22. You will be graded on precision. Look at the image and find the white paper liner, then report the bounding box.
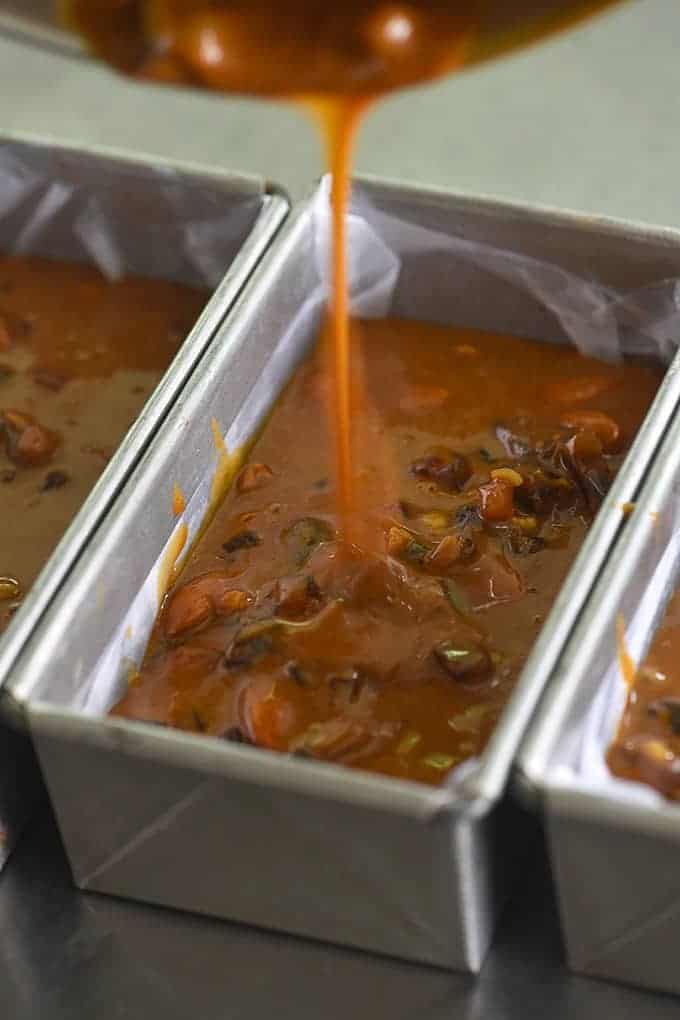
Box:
[0,140,260,287]
[78,178,680,753]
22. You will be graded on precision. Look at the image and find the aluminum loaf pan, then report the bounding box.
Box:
[518,400,680,996]
[6,177,680,969]
[0,133,288,867]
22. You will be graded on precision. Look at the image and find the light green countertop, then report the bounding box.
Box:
[0,0,678,221]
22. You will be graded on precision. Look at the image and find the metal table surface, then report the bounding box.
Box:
[0,800,676,1020]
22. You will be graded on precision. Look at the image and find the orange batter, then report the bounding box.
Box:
[114,319,660,785]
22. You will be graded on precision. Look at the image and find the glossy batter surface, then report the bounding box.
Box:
[0,255,207,632]
[608,587,680,799]
[114,319,661,786]
[62,0,623,548]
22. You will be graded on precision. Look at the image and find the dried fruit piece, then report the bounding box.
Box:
[467,549,525,608]
[427,533,469,570]
[222,529,261,554]
[165,588,213,638]
[0,577,21,601]
[217,589,251,616]
[275,574,322,619]
[410,447,471,493]
[41,470,69,491]
[420,510,449,531]
[490,467,523,487]
[291,717,368,760]
[479,477,514,522]
[164,574,249,638]
[241,678,296,749]
[236,462,273,494]
[433,639,493,683]
[648,697,680,735]
[507,531,545,556]
[386,525,412,558]
[511,515,539,535]
[2,409,60,467]
[561,409,620,451]
[566,430,603,464]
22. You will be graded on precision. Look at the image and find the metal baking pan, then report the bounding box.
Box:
[5,178,680,970]
[518,404,680,996]
[0,133,288,867]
